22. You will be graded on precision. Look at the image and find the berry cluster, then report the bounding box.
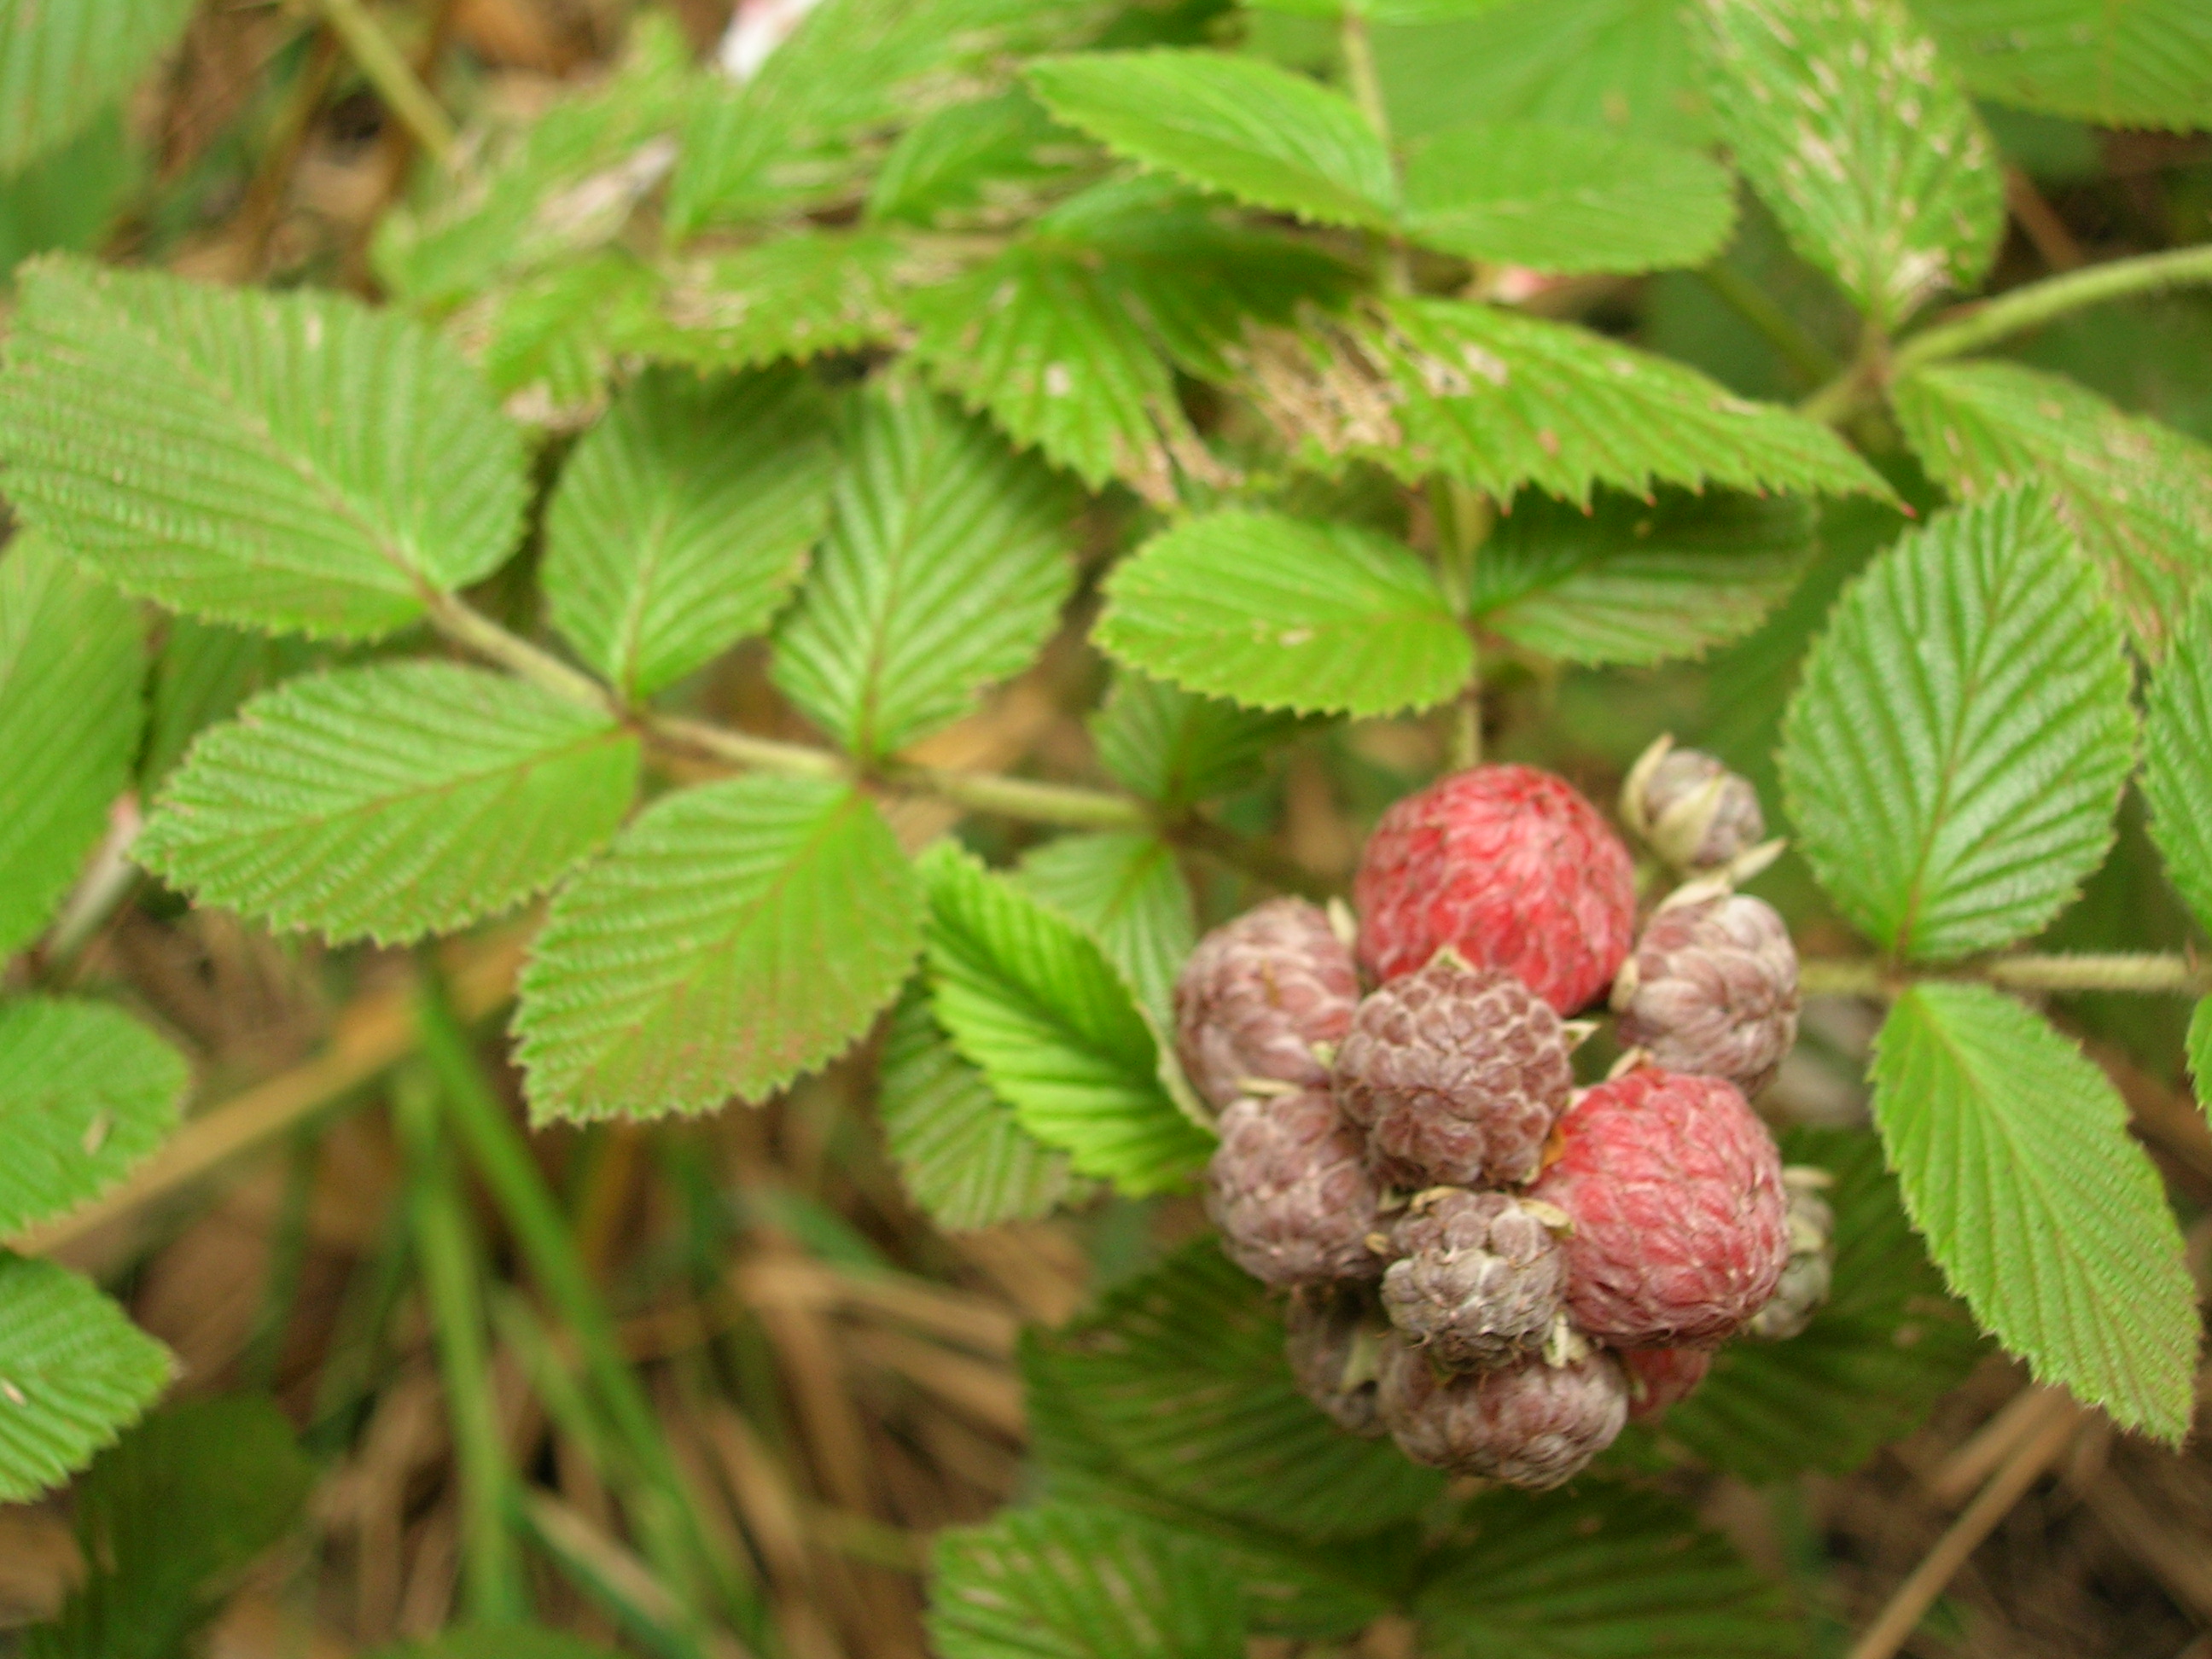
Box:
[1181,753,1828,1489]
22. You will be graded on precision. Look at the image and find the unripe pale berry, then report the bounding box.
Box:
[1621,739,1765,872]
[1743,1167,1837,1342]
[1620,1346,1711,1423]
[1381,1189,1568,1371]
[1531,1068,1790,1348]
[1377,1340,1628,1489]
[1612,893,1801,1097]
[1284,1283,1389,1436]
[1174,897,1359,1111]
[1333,952,1574,1189]
[1206,1090,1385,1288]
[1354,765,1637,1013]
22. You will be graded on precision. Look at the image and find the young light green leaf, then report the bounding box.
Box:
[545,367,836,701]
[878,989,1080,1232]
[624,231,912,372]
[1018,831,1196,1024]
[0,257,528,638]
[1697,0,2004,328]
[1915,0,2212,131]
[0,1254,172,1503]
[1091,672,1311,811]
[480,252,662,428]
[142,620,320,792]
[929,1502,1247,1659]
[0,535,143,958]
[1415,1486,1802,1659]
[1470,490,1818,666]
[518,776,922,1122]
[772,381,1076,760]
[919,841,1213,1196]
[2142,591,2212,933]
[866,90,1089,229]
[1241,298,1890,504]
[1401,121,1735,272]
[0,1001,188,1238]
[0,0,195,171]
[1892,359,2212,655]
[1096,510,1473,717]
[1025,51,1398,229]
[1871,983,2199,1441]
[1779,488,2134,961]
[2189,998,2212,1098]
[137,664,639,946]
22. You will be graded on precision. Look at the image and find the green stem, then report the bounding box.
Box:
[1694,262,1842,387]
[395,1064,527,1625]
[891,762,1149,830]
[1339,9,1411,294]
[1891,243,2212,377]
[423,591,617,711]
[1798,323,1890,426]
[1798,952,2212,1000]
[314,0,457,164]
[649,713,851,781]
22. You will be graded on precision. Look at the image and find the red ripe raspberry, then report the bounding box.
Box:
[1382,1190,1567,1371]
[1333,953,1573,1189]
[1377,1341,1627,1489]
[1354,765,1636,1013]
[1284,1284,1388,1437]
[1175,898,1359,1111]
[1621,742,1765,872]
[1206,1090,1384,1288]
[1621,1346,1711,1423]
[1531,1068,1789,1348]
[1612,894,1801,1097]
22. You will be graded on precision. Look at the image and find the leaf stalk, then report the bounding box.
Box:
[1799,952,2212,1000]
[313,0,457,164]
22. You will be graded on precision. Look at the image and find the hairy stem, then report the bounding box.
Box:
[1694,261,1842,387]
[1892,242,2212,376]
[1798,952,2212,999]
[1339,10,1411,294]
[314,0,457,164]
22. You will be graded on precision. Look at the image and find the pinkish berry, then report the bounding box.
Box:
[1333,953,1574,1190]
[1284,1284,1388,1437]
[1354,765,1637,1014]
[1531,1068,1790,1348]
[1206,1090,1385,1288]
[1175,897,1359,1111]
[1621,742,1765,871]
[1612,894,1801,1097]
[1744,1167,1837,1342]
[1382,1190,1567,1371]
[1377,1341,1628,1489]
[1621,1347,1711,1423]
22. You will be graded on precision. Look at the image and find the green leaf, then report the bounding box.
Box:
[0,256,528,639]
[878,989,1080,1232]
[1633,1126,1983,1483]
[1891,358,2212,655]
[479,252,663,427]
[1242,298,1891,504]
[0,1254,172,1503]
[0,107,144,276]
[2188,997,2212,1096]
[517,776,922,1122]
[919,841,1213,1195]
[1871,982,2200,1440]
[142,619,320,792]
[772,381,1076,760]
[1779,488,2135,961]
[1915,0,2212,131]
[0,535,143,958]
[1025,51,1398,228]
[1471,491,1819,666]
[0,0,194,171]
[1414,1486,1803,1658]
[623,231,912,373]
[1697,0,2004,328]
[1401,121,1735,272]
[2142,589,2212,932]
[137,663,639,946]
[1017,831,1196,1023]
[866,90,1089,229]
[0,1001,188,1237]
[1091,672,1310,810]
[545,367,836,701]
[1026,1242,1444,1537]
[1096,510,1473,716]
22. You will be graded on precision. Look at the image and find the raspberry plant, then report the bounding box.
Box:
[0,0,2209,1652]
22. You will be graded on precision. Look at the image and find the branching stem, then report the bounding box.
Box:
[1799,952,2212,1000]
[314,0,457,164]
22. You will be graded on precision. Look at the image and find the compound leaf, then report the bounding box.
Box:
[1017,831,1196,1023]
[2144,590,2212,932]
[865,90,1087,228]
[1892,358,2212,655]
[1697,0,2004,328]
[1091,672,1310,811]
[0,535,143,958]
[1871,983,2199,1441]
[0,0,195,172]
[624,230,911,372]
[0,256,528,638]
[1914,0,2212,131]
[137,663,639,946]
[919,841,1212,1195]
[1096,510,1472,717]
[772,381,1075,760]
[0,1001,188,1238]
[0,1254,172,1503]
[545,366,836,700]
[518,776,921,1121]
[1780,488,2135,961]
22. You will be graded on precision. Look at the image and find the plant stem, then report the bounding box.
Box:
[1694,261,1842,387]
[1798,322,1890,426]
[394,1063,527,1625]
[1339,9,1411,294]
[1891,242,2212,377]
[1798,952,2212,1000]
[892,762,1147,830]
[423,591,617,710]
[649,712,852,781]
[314,0,457,164]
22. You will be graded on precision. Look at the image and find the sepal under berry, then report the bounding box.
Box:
[1284,1283,1390,1437]
[1743,1166,1837,1342]
[1621,736,1766,873]
[1377,1340,1628,1489]
[1206,1089,1385,1288]
[1612,892,1801,1097]
[1175,896,1360,1111]
[1382,1189,1569,1371]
